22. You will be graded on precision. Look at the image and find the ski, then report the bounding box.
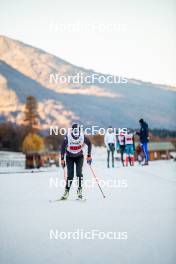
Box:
[75,198,87,202]
[49,198,86,203]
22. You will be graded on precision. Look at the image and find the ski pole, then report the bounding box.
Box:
[63,167,67,182]
[89,165,106,198]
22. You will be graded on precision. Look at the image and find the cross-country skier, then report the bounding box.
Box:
[104,126,116,168]
[125,129,135,166]
[117,130,126,166]
[136,118,149,165]
[59,123,92,200]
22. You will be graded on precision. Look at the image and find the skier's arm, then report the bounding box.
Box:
[84,136,92,156]
[61,136,68,160]
[114,134,117,143]
[104,134,109,149]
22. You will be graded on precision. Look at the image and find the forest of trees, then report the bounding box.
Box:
[0,95,175,152]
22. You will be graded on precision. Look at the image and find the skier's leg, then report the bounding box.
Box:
[145,143,149,161]
[120,146,125,166]
[122,146,125,166]
[125,145,129,166]
[107,150,110,168]
[59,157,74,200]
[65,156,75,190]
[125,155,129,166]
[75,156,84,188]
[142,143,149,163]
[120,147,123,165]
[144,143,149,164]
[112,149,115,167]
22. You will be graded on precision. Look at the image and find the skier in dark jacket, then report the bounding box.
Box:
[59,123,92,200]
[137,119,149,165]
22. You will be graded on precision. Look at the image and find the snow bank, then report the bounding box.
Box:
[0,148,175,264]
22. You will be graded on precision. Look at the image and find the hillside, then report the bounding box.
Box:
[0,35,175,129]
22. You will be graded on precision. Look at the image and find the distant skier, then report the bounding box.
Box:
[59,123,92,200]
[136,119,149,165]
[125,129,135,166]
[117,130,126,166]
[104,126,116,168]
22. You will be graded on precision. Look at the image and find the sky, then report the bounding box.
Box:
[0,0,176,86]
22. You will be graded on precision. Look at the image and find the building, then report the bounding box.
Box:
[135,142,175,161]
[25,151,60,169]
[0,151,25,169]
[148,142,175,160]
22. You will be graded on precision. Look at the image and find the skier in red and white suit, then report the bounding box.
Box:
[60,124,92,200]
[124,130,135,166]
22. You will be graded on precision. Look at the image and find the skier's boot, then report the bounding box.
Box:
[60,189,69,200]
[77,187,83,199]
[122,159,125,167]
[107,163,110,168]
[142,160,149,166]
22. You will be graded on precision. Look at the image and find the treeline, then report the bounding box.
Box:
[0,122,63,152]
[0,94,175,152]
[0,122,176,152]
[0,123,27,151]
[149,129,176,138]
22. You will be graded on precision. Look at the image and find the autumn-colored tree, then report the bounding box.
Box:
[22,133,45,153]
[24,96,39,131]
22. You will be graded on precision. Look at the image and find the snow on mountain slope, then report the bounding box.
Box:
[0,35,176,129]
[0,147,175,264]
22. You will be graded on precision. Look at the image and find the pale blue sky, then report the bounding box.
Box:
[0,0,175,86]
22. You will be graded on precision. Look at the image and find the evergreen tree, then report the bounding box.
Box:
[24,96,39,131]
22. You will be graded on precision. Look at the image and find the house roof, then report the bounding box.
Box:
[136,142,175,151]
[0,151,25,158]
[25,150,59,155]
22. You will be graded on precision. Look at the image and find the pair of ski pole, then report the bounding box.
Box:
[62,164,106,199]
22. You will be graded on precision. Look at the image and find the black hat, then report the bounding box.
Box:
[139,118,144,123]
[72,123,79,129]
[71,123,80,137]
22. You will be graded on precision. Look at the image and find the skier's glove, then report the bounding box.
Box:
[87,155,92,165]
[61,159,65,168]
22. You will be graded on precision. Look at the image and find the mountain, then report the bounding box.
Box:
[0,35,175,129]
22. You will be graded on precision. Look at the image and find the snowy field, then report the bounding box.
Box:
[0,147,176,264]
